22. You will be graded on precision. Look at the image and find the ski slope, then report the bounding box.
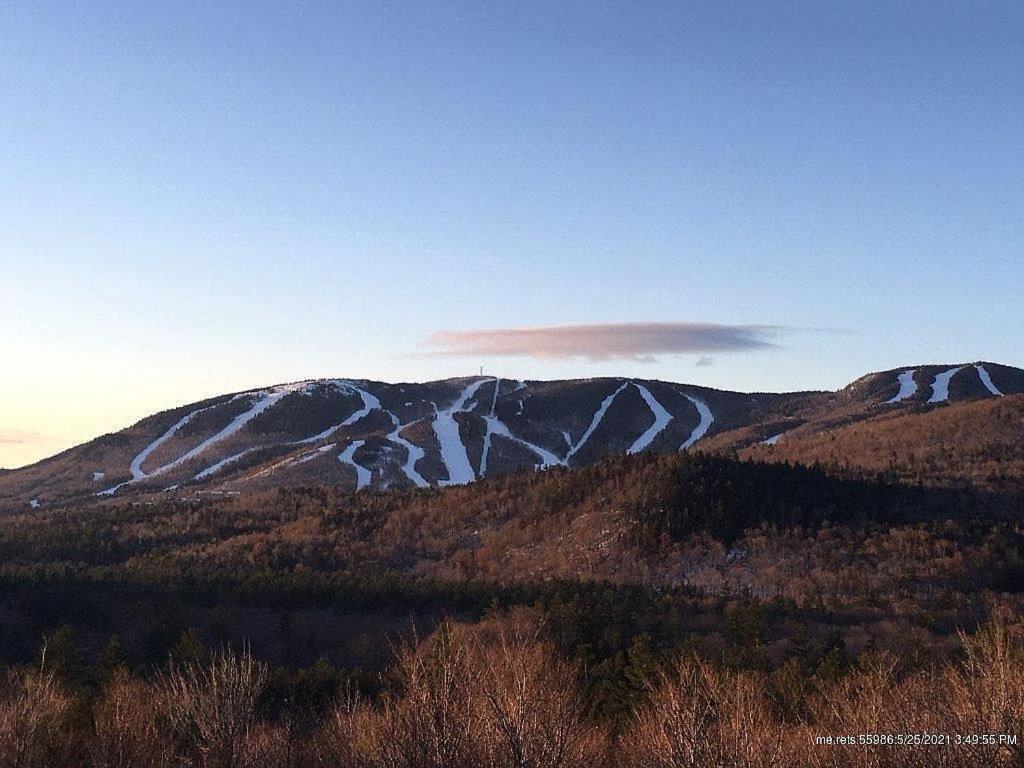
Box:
[479,379,502,476]
[297,382,381,443]
[928,367,963,403]
[886,370,918,404]
[485,415,564,469]
[129,403,219,480]
[294,443,337,465]
[680,394,714,450]
[976,365,1004,396]
[627,384,673,454]
[565,382,629,462]
[194,448,260,480]
[386,412,429,488]
[338,440,371,490]
[433,379,490,486]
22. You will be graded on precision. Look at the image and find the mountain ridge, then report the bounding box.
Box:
[3,360,1022,510]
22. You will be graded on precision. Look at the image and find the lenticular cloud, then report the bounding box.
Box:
[421,322,782,362]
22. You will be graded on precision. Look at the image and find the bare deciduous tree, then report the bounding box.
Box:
[157,645,269,768]
[0,668,69,768]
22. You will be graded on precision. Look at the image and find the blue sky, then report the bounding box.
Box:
[2,1,1023,466]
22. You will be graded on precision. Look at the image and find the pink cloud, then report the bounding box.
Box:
[420,322,783,362]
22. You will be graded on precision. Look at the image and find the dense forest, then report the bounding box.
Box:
[2,451,1023,765]
[3,610,1023,767]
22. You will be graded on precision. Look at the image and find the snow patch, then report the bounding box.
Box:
[29,499,40,509]
[627,383,673,454]
[886,370,918,404]
[928,367,963,403]
[92,471,105,482]
[976,365,1004,397]
[762,433,784,446]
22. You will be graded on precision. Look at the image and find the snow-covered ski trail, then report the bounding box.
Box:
[480,378,564,474]
[296,382,381,444]
[338,440,371,490]
[130,402,222,480]
[194,448,261,480]
[433,379,491,486]
[98,400,225,494]
[886,370,918,404]
[679,393,714,450]
[928,367,963,403]
[98,385,301,495]
[479,379,501,476]
[294,443,337,465]
[319,382,428,487]
[485,415,564,469]
[762,433,784,446]
[627,383,673,454]
[976,365,1004,396]
[151,385,301,476]
[565,381,630,463]
[385,412,429,488]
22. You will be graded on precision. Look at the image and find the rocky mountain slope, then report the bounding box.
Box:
[3,362,1022,509]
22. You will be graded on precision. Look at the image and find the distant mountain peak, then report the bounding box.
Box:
[3,362,1021,509]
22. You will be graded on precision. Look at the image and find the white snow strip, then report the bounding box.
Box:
[627,383,673,454]
[433,379,491,486]
[385,412,429,488]
[150,385,301,476]
[479,379,502,477]
[928,366,963,403]
[98,385,302,496]
[480,378,564,474]
[29,499,40,509]
[129,403,221,480]
[565,382,630,462]
[338,440,371,490]
[886,370,918,404]
[485,415,565,469]
[194,447,261,480]
[562,431,572,448]
[92,471,105,482]
[296,383,381,444]
[679,393,714,450]
[976,365,1004,397]
[762,433,784,446]
[294,443,337,465]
